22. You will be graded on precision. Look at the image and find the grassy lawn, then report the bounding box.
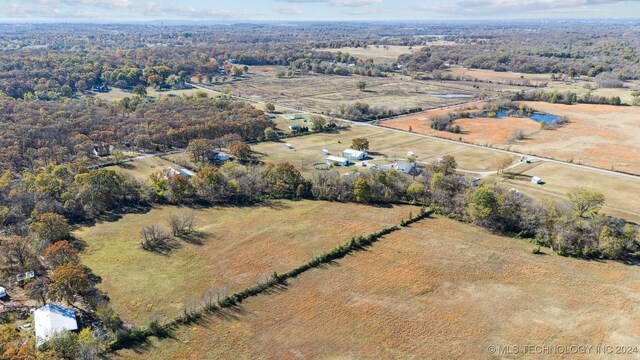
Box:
[115,216,640,359]
[496,161,640,223]
[253,124,517,177]
[104,156,184,182]
[76,200,417,325]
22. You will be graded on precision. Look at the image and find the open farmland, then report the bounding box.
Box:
[93,86,203,102]
[319,45,426,63]
[383,101,640,175]
[252,124,518,176]
[445,67,555,86]
[496,161,640,223]
[205,65,517,114]
[75,200,416,325]
[115,216,640,359]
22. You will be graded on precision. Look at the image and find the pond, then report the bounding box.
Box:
[430,93,474,99]
[485,109,560,124]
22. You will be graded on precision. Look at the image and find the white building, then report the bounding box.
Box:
[531,176,543,184]
[326,155,350,166]
[0,286,6,298]
[34,304,78,347]
[407,151,416,158]
[210,151,231,162]
[342,149,368,161]
[321,149,330,155]
[164,167,195,179]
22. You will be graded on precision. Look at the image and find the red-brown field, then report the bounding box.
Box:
[115,216,640,359]
[383,101,640,174]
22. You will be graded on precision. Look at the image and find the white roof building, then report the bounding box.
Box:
[531,176,543,184]
[164,167,195,179]
[326,155,350,166]
[342,149,368,160]
[0,286,6,298]
[34,304,78,347]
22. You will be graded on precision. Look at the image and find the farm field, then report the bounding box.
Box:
[549,81,640,105]
[92,86,202,102]
[115,216,640,359]
[445,67,555,86]
[252,124,518,177]
[319,45,426,63]
[204,66,516,114]
[104,156,184,182]
[75,200,416,325]
[382,102,640,175]
[496,161,640,223]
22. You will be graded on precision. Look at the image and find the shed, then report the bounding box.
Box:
[210,151,231,162]
[285,114,303,120]
[34,304,78,347]
[342,149,368,161]
[321,149,330,155]
[289,125,301,131]
[531,176,543,184]
[326,156,350,166]
[285,143,294,149]
[407,151,416,158]
[0,286,6,298]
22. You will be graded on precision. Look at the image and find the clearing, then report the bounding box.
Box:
[75,200,416,325]
[115,216,640,359]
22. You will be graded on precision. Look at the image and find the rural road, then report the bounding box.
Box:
[188,82,640,182]
[87,149,185,169]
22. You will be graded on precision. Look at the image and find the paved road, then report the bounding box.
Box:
[188,83,640,181]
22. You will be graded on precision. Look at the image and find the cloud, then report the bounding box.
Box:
[274,5,304,14]
[413,0,639,17]
[276,0,383,7]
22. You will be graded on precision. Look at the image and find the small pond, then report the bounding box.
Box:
[484,109,560,124]
[430,93,474,99]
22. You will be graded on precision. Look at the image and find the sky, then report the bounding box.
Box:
[2,0,640,21]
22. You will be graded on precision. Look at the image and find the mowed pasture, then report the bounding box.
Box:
[104,156,184,182]
[383,101,640,175]
[252,124,518,176]
[93,87,202,102]
[319,45,425,63]
[76,200,417,325]
[115,216,640,359]
[497,161,640,223]
[445,67,555,86]
[207,66,514,114]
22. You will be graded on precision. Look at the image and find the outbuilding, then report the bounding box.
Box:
[0,286,6,299]
[164,167,195,179]
[34,304,78,347]
[342,149,368,161]
[321,149,330,155]
[326,155,350,166]
[531,176,543,184]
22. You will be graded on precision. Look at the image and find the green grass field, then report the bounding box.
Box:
[76,200,417,325]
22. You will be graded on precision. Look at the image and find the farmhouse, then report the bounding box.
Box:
[395,160,419,175]
[531,176,543,184]
[342,149,368,161]
[326,155,350,166]
[164,167,195,179]
[34,304,78,347]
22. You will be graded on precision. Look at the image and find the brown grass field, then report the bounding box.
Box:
[382,101,640,175]
[75,200,416,325]
[205,66,518,114]
[445,67,554,86]
[115,216,640,359]
[93,87,202,102]
[496,161,640,224]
